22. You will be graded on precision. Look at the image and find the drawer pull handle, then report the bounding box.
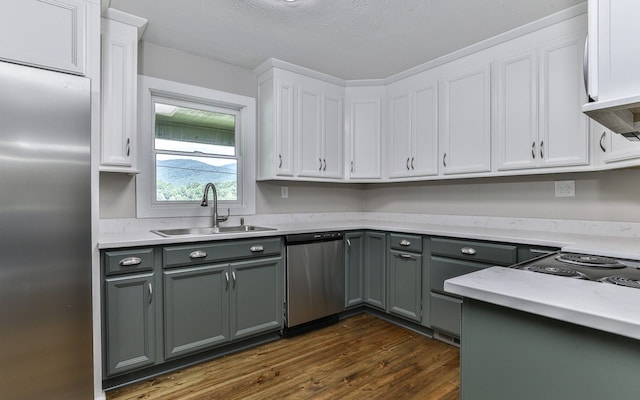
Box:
[250,245,264,252]
[232,271,237,288]
[225,272,229,290]
[461,247,477,255]
[119,257,142,266]
[148,282,153,304]
[400,254,413,259]
[189,250,207,259]
[399,240,411,247]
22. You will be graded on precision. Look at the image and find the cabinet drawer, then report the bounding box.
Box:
[389,233,422,253]
[163,238,282,268]
[104,248,154,275]
[431,238,517,265]
[430,256,488,293]
[430,292,462,337]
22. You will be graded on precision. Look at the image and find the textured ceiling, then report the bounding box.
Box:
[107,0,584,80]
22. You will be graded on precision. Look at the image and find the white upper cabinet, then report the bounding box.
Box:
[100,9,147,173]
[495,50,539,171]
[593,122,640,165]
[257,76,295,179]
[388,73,438,178]
[257,64,344,181]
[539,33,589,168]
[346,87,383,180]
[296,82,344,179]
[587,0,640,103]
[0,0,88,74]
[496,25,589,171]
[440,59,492,175]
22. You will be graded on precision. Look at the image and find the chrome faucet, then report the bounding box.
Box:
[201,182,229,230]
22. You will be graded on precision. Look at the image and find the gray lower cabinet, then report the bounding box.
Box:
[344,231,365,307]
[364,232,387,309]
[163,256,283,360]
[387,234,422,322]
[230,257,283,340]
[104,272,156,376]
[163,264,229,360]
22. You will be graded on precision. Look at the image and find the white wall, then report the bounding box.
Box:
[363,169,640,223]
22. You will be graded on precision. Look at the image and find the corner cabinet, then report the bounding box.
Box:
[345,86,384,180]
[344,231,365,308]
[0,0,88,75]
[100,10,147,173]
[439,59,492,175]
[364,232,387,309]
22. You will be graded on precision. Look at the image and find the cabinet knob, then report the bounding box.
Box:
[399,239,411,247]
[119,256,142,266]
[250,245,264,253]
[461,247,477,255]
[189,250,207,259]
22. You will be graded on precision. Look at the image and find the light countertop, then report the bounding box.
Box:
[99,213,640,261]
[445,267,640,340]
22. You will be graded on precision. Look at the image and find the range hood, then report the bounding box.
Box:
[583,96,640,141]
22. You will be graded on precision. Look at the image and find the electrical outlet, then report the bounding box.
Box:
[281,186,288,199]
[555,180,575,197]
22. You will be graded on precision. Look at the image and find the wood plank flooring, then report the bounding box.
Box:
[106,313,460,400]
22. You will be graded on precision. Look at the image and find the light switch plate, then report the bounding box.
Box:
[281,186,288,199]
[555,180,575,197]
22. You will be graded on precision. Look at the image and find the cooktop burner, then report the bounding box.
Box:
[523,265,588,279]
[515,252,640,288]
[556,253,624,268]
[599,276,640,289]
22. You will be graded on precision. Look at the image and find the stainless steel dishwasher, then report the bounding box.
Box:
[283,232,344,336]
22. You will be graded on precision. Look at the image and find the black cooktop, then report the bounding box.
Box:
[514,252,640,289]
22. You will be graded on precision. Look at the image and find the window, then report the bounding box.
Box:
[137,76,256,218]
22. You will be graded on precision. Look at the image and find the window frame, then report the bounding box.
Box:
[136,75,256,218]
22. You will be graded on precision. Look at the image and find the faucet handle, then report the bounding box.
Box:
[217,208,230,223]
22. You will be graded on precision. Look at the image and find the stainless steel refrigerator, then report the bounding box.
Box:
[0,60,93,399]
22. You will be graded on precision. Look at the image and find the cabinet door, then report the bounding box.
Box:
[275,80,295,177]
[0,0,86,74]
[105,273,155,376]
[389,91,412,178]
[539,34,589,168]
[345,232,365,307]
[163,264,229,360]
[297,87,323,178]
[230,257,283,340]
[440,63,492,175]
[388,251,422,322]
[595,0,640,102]
[322,95,344,179]
[364,232,386,309]
[597,128,640,164]
[412,83,439,177]
[101,18,137,170]
[349,98,382,179]
[495,50,539,171]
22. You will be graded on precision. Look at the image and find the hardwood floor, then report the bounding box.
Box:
[106,313,460,400]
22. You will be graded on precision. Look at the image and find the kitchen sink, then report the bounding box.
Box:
[152,225,276,237]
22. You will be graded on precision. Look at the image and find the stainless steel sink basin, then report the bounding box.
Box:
[152,225,276,237]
